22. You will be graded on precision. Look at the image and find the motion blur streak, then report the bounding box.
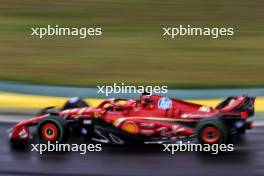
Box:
[0,122,264,176]
[1,92,264,111]
[0,0,263,88]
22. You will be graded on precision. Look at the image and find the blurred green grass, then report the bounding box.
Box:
[0,0,263,88]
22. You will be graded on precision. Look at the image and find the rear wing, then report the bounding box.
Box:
[216,96,255,118]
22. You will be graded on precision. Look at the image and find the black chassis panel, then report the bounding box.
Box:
[76,118,148,145]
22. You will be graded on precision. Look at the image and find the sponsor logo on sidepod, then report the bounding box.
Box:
[158,97,172,110]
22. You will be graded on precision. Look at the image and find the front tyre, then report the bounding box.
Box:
[37,116,70,143]
[196,119,228,144]
[36,106,58,116]
[62,97,88,110]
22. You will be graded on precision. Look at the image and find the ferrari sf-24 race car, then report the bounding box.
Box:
[8,94,255,145]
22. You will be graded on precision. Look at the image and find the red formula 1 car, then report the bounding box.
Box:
[8,94,255,145]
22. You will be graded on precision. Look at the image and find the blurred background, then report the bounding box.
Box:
[0,0,263,88]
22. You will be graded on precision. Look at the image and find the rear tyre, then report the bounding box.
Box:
[37,116,70,143]
[196,118,228,144]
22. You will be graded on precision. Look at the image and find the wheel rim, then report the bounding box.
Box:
[200,126,222,144]
[41,123,59,141]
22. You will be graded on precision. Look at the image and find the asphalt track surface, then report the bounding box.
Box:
[0,122,264,176]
